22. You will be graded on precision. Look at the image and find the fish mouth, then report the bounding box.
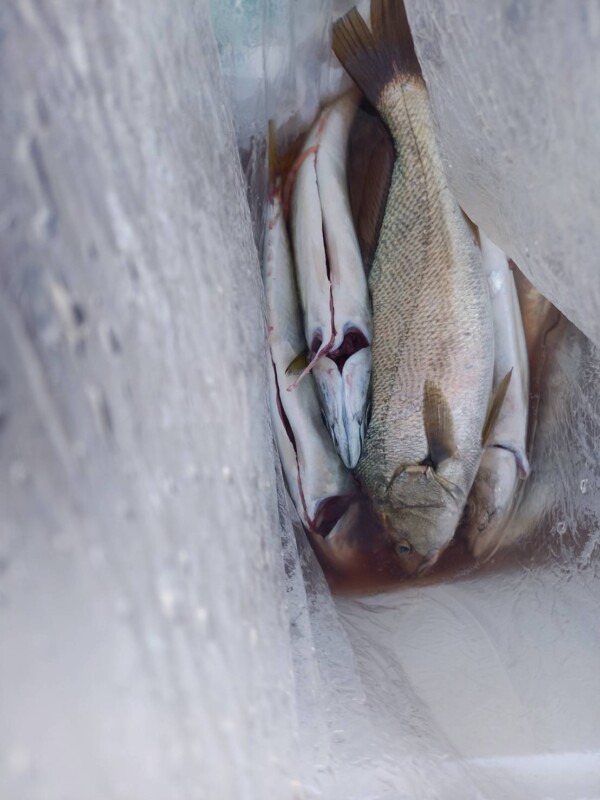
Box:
[326,328,369,371]
[415,556,436,576]
[312,328,371,468]
[312,494,355,537]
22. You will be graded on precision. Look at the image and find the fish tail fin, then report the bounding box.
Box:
[332,0,419,107]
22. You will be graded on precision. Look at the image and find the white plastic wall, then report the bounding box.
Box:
[1,0,599,798]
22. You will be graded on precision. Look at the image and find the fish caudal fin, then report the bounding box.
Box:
[332,0,419,107]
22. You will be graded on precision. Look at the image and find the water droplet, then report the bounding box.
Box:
[186,463,200,481]
[195,607,208,626]
[557,521,567,535]
[580,479,589,494]
[158,588,176,619]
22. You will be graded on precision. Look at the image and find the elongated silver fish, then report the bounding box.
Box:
[263,144,355,535]
[289,92,372,468]
[464,233,529,560]
[333,0,497,568]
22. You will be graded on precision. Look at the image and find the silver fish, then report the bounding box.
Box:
[464,233,530,560]
[333,0,500,568]
[289,92,372,468]
[263,150,355,534]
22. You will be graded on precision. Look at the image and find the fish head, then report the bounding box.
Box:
[382,464,465,570]
[306,490,474,591]
[306,495,420,591]
[312,339,371,469]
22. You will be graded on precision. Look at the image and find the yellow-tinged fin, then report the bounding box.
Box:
[423,380,457,467]
[285,350,310,376]
[481,368,513,447]
[332,0,419,108]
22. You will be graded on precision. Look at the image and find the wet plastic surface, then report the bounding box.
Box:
[1,0,599,798]
[214,0,600,795]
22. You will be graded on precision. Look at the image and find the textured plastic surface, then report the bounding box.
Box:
[2,0,600,798]
[214,0,600,795]
[406,0,600,349]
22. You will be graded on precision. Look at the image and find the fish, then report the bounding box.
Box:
[463,233,530,560]
[288,92,372,468]
[263,128,356,535]
[513,268,562,383]
[333,0,499,568]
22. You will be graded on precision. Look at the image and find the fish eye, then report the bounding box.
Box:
[395,540,412,556]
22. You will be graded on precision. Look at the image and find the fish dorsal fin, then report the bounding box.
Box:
[423,380,457,467]
[348,101,395,273]
[481,368,513,447]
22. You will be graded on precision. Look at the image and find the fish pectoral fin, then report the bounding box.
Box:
[285,349,310,376]
[385,463,422,492]
[431,472,464,503]
[481,368,513,447]
[423,380,457,467]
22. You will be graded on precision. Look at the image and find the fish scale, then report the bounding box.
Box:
[334,1,494,559]
[364,78,491,480]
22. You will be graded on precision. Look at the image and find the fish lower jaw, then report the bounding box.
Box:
[385,509,462,560]
[328,424,360,470]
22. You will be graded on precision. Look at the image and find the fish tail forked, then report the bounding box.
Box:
[332,0,420,108]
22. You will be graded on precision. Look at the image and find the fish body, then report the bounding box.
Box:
[513,269,561,373]
[333,1,494,562]
[263,167,355,533]
[289,92,372,468]
[464,234,529,559]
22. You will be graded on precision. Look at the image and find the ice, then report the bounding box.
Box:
[2,0,600,798]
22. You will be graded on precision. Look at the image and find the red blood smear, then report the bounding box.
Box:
[328,328,369,373]
[309,333,323,362]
